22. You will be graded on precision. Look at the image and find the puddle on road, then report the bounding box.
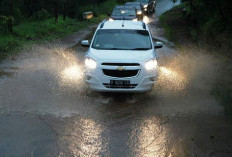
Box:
[0,67,20,78]
[0,70,15,78]
[0,43,222,118]
[0,32,231,156]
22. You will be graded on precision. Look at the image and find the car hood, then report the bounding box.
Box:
[87,49,155,62]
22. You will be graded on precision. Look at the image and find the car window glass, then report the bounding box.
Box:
[112,8,136,16]
[92,29,152,50]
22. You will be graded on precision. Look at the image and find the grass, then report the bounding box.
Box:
[0,15,105,61]
[159,4,232,115]
[0,0,131,61]
[159,4,190,45]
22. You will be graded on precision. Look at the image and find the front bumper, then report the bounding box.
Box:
[85,62,158,92]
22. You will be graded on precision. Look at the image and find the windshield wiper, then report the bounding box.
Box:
[131,48,151,50]
[106,48,125,50]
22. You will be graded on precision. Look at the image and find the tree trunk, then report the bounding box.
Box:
[8,22,13,33]
[9,0,13,16]
[8,0,13,33]
[30,0,35,16]
[63,1,66,21]
[55,1,58,23]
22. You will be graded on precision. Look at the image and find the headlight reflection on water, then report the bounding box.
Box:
[64,118,108,157]
[130,118,169,157]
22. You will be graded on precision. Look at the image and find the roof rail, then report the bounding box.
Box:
[142,21,146,30]
[100,20,107,29]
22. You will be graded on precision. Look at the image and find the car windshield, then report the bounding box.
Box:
[136,0,149,3]
[112,8,136,16]
[125,4,141,9]
[92,29,152,50]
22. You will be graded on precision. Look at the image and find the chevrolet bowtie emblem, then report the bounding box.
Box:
[117,66,125,71]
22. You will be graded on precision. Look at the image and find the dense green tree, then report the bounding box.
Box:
[182,0,232,33]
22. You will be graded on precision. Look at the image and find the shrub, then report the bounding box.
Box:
[31,9,52,21]
[0,16,15,33]
[0,36,21,53]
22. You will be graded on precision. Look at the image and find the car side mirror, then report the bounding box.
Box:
[81,40,90,47]
[154,42,163,49]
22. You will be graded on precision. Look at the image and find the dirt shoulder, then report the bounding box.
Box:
[159,4,232,115]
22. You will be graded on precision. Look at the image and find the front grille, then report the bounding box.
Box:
[102,63,140,66]
[102,69,139,77]
[103,83,138,89]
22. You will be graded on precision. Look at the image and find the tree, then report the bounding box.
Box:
[54,1,58,23]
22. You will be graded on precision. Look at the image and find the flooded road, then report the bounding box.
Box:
[1,0,232,157]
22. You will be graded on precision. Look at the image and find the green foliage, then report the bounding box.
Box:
[93,0,117,16]
[31,9,52,21]
[0,0,114,61]
[0,16,15,33]
[159,4,190,44]
[0,35,22,57]
[182,0,232,40]
[13,16,100,40]
[0,15,105,60]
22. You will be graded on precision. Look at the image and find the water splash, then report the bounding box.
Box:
[158,66,188,92]
[60,64,84,86]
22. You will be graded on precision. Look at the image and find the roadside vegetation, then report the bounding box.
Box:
[159,3,232,115]
[0,0,130,61]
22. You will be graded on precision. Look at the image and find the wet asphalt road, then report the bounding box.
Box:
[1,0,232,157]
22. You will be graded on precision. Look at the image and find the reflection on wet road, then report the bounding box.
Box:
[0,0,232,156]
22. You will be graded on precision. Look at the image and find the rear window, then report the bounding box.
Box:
[112,8,136,16]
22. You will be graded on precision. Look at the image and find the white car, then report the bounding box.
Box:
[81,20,163,92]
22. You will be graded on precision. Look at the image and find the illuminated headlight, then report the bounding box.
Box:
[143,4,148,8]
[85,57,97,69]
[137,10,142,15]
[109,18,114,21]
[132,18,138,21]
[145,59,158,70]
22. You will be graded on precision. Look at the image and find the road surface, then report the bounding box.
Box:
[0,0,232,156]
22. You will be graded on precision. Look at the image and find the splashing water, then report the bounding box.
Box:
[60,64,84,86]
[154,65,189,95]
[160,66,188,90]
